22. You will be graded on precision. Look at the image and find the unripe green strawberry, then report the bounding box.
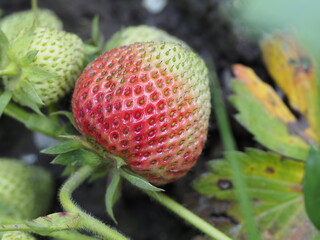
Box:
[1,231,36,240]
[0,9,62,41]
[0,158,54,220]
[2,27,85,107]
[72,42,211,185]
[106,25,189,51]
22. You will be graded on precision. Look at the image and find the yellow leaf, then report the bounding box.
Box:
[233,64,295,123]
[260,32,318,136]
[233,64,316,143]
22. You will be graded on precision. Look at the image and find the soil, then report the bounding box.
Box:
[0,1,263,239]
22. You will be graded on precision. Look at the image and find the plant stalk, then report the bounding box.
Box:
[0,223,98,240]
[59,165,130,240]
[3,102,64,138]
[143,190,232,240]
[208,58,261,240]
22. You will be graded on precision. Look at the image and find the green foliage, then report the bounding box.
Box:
[0,90,12,117]
[303,147,320,230]
[193,149,320,239]
[41,140,82,155]
[230,80,309,160]
[120,169,164,192]
[51,149,102,167]
[105,170,122,224]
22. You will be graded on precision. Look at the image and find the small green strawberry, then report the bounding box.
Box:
[105,25,189,51]
[0,158,54,220]
[0,26,85,111]
[0,8,62,41]
[72,42,211,185]
[1,231,36,240]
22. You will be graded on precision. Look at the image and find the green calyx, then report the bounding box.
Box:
[0,26,85,112]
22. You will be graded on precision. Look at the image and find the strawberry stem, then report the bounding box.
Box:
[59,165,130,240]
[3,102,65,138]
[143,190,232,240]
[0,223,98,240]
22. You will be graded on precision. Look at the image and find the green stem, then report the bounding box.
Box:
[49,230,99,240]
[3,102,64,138]
[143,191,232,240]
[208,58,261,240]
[0,222,98,240]
[48,103,59,122]
[59,165,130,240]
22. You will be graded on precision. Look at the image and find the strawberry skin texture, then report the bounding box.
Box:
[0,159,54,220]
[3,27,85,106]
[28,27,85,105]
[106,25,189,51]
[72,42,211,185]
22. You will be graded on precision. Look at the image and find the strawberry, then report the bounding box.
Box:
[1,26,85,110]
[0,8,62,41]
[106,25,189,51]
[72,42,211,185]
[1,231,36,240]
[0,158,54,220]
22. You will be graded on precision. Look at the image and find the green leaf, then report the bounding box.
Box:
[25,212,81,234]
[19,79,43,105]
[230,80,310,160]
[303,147,320,230]
[7,27,34,59]
[22,64,58,83]
[91,15,102,47]
[120,169,163,192]
[0,90,12,117]
[41,140,82,154]
[12,79,43,115]
[25,50,38,63]
[105,170,122,224]
[52,148,101,167]
[193,149,320,239]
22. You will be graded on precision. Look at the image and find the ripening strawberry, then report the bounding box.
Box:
[2,26,85,107]
[1,231,36,240]
[72,42,211,185]
[106,25,189,51]
[0,8,62,41]
[0,158,54,220]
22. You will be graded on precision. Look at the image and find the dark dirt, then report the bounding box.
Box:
[0,1,263,239]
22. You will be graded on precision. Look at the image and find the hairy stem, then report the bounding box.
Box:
[143,191,232,240]
[59,165,130,240]
[0,223,98,240]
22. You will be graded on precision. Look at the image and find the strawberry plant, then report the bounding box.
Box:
[194,30,320,239]
[2,0,319,239]
[0,158,53,240]
[72,41,211,185]
[0,2,231,240]
[0,8,62,41]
